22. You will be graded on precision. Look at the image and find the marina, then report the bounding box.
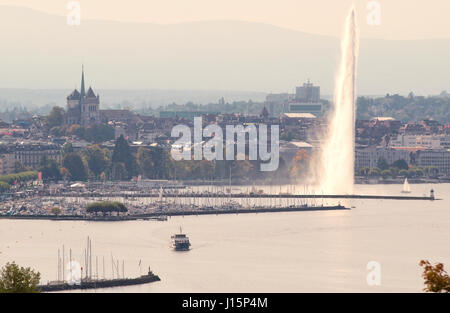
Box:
[0,205,350,221]
[36,237,161,292]
[0,182,437,220]
[1,183,448,293]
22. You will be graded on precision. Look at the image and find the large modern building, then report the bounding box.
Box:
[288,80,322,116]
[389,134,450,150]
[416,149,450,176]
[66,67,100,127]
[355,146,412,170]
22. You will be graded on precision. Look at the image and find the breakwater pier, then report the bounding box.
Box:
[50,191,437,201]
[0,205,350,221]
[38,271,160,292]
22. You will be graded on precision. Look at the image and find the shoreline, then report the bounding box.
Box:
[0,205,350,221]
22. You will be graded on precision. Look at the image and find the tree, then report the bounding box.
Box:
[137,147,154,179]
[399,169,408,177]
[60,167,71,181]
[62,152,87,181]
[376,157,389,171]
[369,167,381,177]
[419,260,450,293]
[83,145,109,178]
[112,135,134,178]
[49,126,64,137]
[0,262,41,293]
[86,201,128,216]
[38,157,61,181]
[389,166,399,178]
[392,159,409,170]
[381,169,392,179]
[290,149,310,178]
[0,181,10,193]
[147,147,172,179]
[66,124,84,138]
[46,106,65,129]
[111,162,128,181]
[61,142,74,158]
[50,207,62,216]
[357,167,370,176]
[428,166,439,178]
[83,124,115,143]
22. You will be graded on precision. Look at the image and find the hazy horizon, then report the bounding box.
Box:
[1,1,450,40]
[0,4,449,97]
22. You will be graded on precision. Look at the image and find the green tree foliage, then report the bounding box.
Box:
[112,135,134,178]
[419,260,450,293]
[49,126,65,137]
[136,147,154,179]
[142,147,172,179]
[392,159,409,170]
[86,201,128,215]
[62,152,87,181]
[46,106,65,129]
[50,207,62,216]
[381,169,392,179]
[83,124,115,143]
[111,162,128,181]
[376,157,389,171]
[357,94,450,123]
[83,145,110,178]
[61,142,74,158]
[357,167,370,176]
[368,167,381,177]
[66,124,84,138]
[38,156,61,181]
[399,169,408,177]
[0,262,41,293]
[66,124,114,143]
[0,171,37,185]
[0,181,10,193]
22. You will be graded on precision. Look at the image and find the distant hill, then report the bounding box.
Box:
[357,94,450,123]
[0,88,267,110]
[0,6,449,98]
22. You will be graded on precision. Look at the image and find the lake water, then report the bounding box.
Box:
[0,183,448,292]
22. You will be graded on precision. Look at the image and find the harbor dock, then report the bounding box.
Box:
[0,205,350,221]
[38,271,160,292]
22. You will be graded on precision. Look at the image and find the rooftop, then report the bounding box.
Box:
[283,113,316,119]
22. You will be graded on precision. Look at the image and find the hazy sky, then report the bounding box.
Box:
[1,0,450,40]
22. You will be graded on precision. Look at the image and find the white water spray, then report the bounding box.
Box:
[318,7,359,194]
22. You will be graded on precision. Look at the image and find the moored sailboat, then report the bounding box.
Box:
[401,178,411,193]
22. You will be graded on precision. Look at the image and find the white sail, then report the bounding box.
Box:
[402,178,411,193]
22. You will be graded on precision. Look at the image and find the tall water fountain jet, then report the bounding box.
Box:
[318,7,359,194]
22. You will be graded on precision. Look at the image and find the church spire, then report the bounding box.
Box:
[80,65,86,98]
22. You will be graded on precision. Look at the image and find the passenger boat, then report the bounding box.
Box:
[171,227,191,251]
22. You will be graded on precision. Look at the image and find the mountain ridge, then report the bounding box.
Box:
[0,5,449,96]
